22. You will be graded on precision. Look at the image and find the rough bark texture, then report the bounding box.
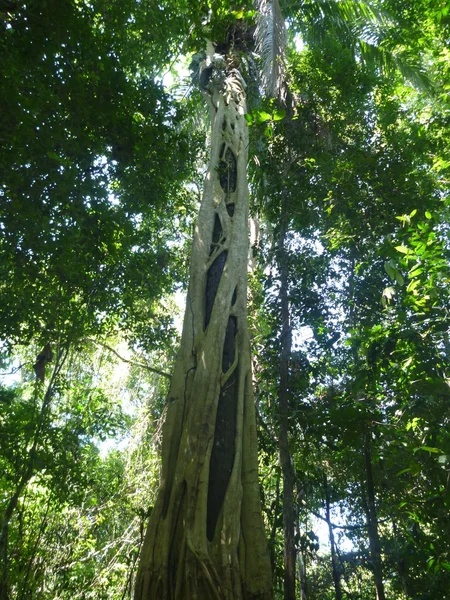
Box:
[324,475,342,600]
[363,433,386,600]
[296,534,308,600]
[133,48,272,600]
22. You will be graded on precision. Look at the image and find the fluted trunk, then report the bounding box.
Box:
[134,47,272,600]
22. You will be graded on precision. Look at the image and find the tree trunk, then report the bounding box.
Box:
[268,470,281,576]
[0,477,29,600]
[323,475,342,600]
[296,512,308,600]
[277,193,297,600]
[363,432,385,600]
[134,47,272,600]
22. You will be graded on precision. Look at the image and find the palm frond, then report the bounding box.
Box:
[286,0,387,44]
[358,40,433,91]
[284,0,433,91]
[254,0,287,98]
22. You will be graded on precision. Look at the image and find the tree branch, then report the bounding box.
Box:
[307,507,366,531]
[305,505,390,532]
[85,339,171,379]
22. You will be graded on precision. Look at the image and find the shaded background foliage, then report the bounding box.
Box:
[0,0,201,349]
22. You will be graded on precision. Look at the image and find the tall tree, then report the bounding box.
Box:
[134,13,274,600]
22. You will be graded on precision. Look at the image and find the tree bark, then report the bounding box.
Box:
[323,475,342,600]
[363,432,385,600]
[296,510,308,600]
[268,469,281,576]
[134,47,272,600]
[277,193,297,600]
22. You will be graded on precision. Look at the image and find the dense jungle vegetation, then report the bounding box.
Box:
[1,0,450,598]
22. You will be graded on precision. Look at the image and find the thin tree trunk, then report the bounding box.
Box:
[0,476,30,600]
[269,470,281,576]
[296,508,308,600]
[363,432,385,600]
[297,548,308,600]
[134,45,272,600]
[392,519,409,597]
[277,192,297,600]
[323,475,342,600]
[19,496,51,600]
[349,261,385,599]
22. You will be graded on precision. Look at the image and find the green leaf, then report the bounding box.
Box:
[408,266,424,278]
[384,261,396,281]
[395,245,409,254]
[415,243,427,255]
[47,151,62,161]
[397,467,412,476]
[425,211,432,219]
[272,109,286,121]
[406,279,420,292]
[416,446,443,454]
[406,417,421,431]
[255,111,271,123]
[395,271,405,286]
[402,356,413,370]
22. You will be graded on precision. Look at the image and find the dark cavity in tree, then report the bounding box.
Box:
[207,315,238,541]
[214,22,256,55]
[204,251,227,329]
[210,213,223,255]
[219,145,237,194]
[226,202,235,217]
[222,316,236,373]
